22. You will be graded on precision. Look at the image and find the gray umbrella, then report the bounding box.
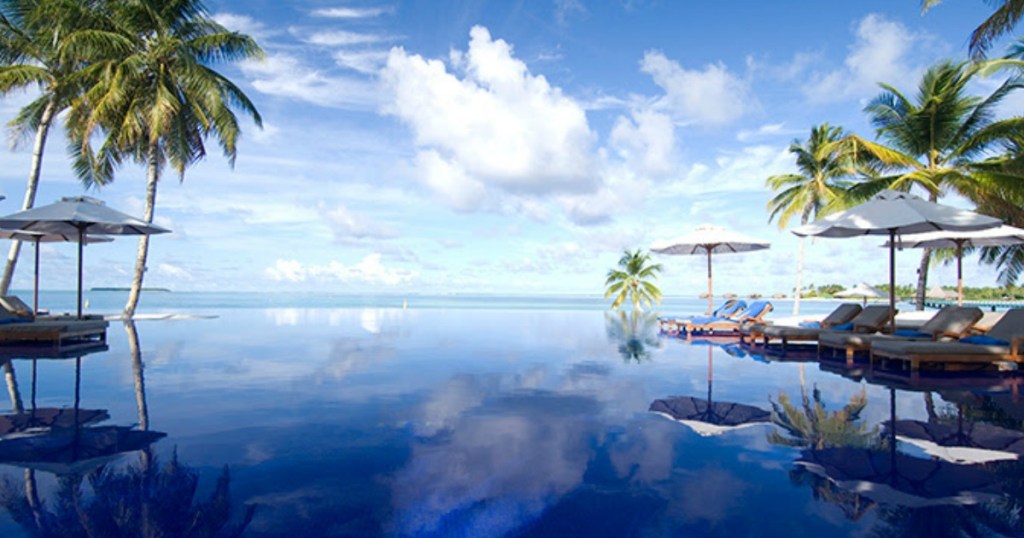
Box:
[794,190,1001,332]
[885,225,1024,305]
[0,197,170,318]
[0,231,112,315]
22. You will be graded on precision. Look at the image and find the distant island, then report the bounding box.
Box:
[90,287,171,292]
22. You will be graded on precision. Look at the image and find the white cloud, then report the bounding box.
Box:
[641,51,754,126]
[156,262,194,281]
[265,254,417,286]
[609,108,676,176]
[554,0,586,25]
[381,25,597,211]
[305,30,389,47]
[240,54,379,109]
[736,123,798,142]
[804,14,923,103]
[311,7,389,18]
[211,13,271,40]
[319,203,398,240]
[668,144,793,196]
[333,50,389,74]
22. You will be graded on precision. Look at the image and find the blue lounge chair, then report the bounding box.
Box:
[682,300,774,337]
[659,299,746,334]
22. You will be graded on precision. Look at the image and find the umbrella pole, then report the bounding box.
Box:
[77,228,83,319]
[707,346,713,404]
[956,241,964,307]
[706,250,713,315]
[888,229,896,334]
[33,238,39,316]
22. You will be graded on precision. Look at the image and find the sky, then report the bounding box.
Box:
[0,0,1019,297]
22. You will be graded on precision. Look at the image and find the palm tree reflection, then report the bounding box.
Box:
[605,310,661,363]
[0,321,254,536]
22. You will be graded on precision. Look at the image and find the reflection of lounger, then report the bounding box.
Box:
[760,305,893,352]
[682,300,772,336]
[819,306,983,363]
[870,309,1024,372]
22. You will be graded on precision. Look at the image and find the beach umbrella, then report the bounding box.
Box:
[649,343,771,436]
[835,282,886,305]
[651,224,770,314]
[0,197,170,318]
[885,225,1024,305]
[793,190,1001,333]
[0,230,112,315]
[926,283,956,301]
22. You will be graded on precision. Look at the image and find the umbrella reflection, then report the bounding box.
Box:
[793,389,1004,511]
[889,404,1024,464]
[0,321,255,536]
[650,343,770,436]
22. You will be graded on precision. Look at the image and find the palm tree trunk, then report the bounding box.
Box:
[914,248,931,311]
[914,192,939,311]
[0,99,57,295]
[793,236,805,315]
[124,144,160,318]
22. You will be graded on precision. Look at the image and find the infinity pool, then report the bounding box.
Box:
[0,307,1022,536]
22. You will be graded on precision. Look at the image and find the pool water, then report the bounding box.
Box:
[0,307,1022,537]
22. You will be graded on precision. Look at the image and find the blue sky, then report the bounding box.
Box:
[0,0,1018,297]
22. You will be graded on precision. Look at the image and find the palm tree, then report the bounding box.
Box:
[604,249,663,311]
[841,60,1024,310]
[70,0,263,318]
[766,123,856,315]
[0,0,121,295]
[923,0,1024,59]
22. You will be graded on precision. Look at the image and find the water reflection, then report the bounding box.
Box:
[0,321,254,537]
[604,311,661,362]
[782,380,1024,535]
[650,340,770,436]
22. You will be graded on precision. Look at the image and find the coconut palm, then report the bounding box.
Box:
[840,60,1024,309]
[766,123,856,315]
[0,0,123,295]
[69,0,263,318]
[604,249,663,311]
[923,0,1024,59]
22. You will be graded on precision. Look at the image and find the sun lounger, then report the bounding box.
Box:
[740,303,864,345]
[659,299,745,334]
[0,302,107,351]
[818,306,983,364]
[870,309,1024,372]
[759,304,894,352]
[681,300,773,337]
[0,295,102,321]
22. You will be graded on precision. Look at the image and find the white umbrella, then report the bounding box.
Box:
[926,283,957,301]
[0,197,170,318]
[0,231,112,315]
[885,225,1024,305]
[835,282,886,304]
[794,190,1001,332]
[651,224,770,314]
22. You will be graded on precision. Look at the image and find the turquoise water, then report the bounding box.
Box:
[0,297,1020,536]
[27,289,868,315]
